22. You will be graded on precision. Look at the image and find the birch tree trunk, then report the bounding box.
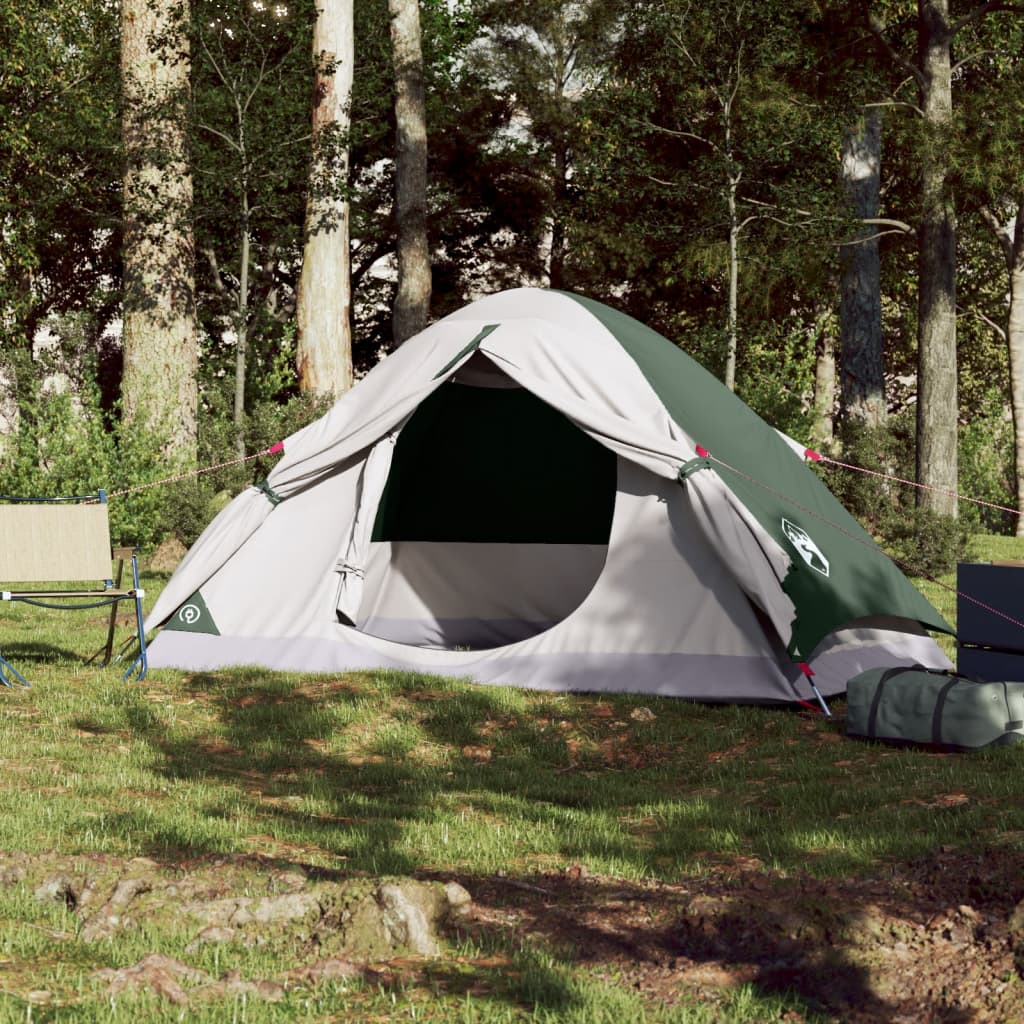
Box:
[812,308,837,449]
[1009,209,1024,537]
[839,109,886,430]
[121,0,197,463]
[982,201,1024,536]
[725,172,740,393]
[389,0,431,344]
[296,0,354,396]
[915,0,958,516]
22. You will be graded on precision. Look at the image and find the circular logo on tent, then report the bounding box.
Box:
[781,518,830,578]
[179,604,202,625]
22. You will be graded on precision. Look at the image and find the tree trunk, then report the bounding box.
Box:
[985,201,1024,536]
[813,308,837,449]
[725,170,740,393]
[1007,209,1024,537]
[548,146,568,290]
[234,190,251,459]
[296,0,354,396]
[120,0,197,463]
[839,109,886,430]
[389,0,431,345]
[915,0,958,516]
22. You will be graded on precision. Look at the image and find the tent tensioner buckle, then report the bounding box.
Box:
[678,446,713,484]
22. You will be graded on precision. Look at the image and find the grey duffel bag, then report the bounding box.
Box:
[847,665,1024,750]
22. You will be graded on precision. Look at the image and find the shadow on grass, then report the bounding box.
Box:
[0,641,87,665]
[88,668,1018,1020]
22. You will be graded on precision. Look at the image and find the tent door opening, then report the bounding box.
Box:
[350,358,616,649]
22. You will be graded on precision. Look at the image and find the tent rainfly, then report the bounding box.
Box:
[145,288,953,705]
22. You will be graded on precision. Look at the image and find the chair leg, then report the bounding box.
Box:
[121,554,148,683]
[0,652,30,689]
[87,555,125,668]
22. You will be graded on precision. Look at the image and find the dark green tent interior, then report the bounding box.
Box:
[372,381,617,544]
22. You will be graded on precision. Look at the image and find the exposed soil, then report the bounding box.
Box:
[454,846,1024,1023]
[4,847,1024,1020]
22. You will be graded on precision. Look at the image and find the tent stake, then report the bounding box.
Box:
[798,662,831,717]
[809,680,831,717]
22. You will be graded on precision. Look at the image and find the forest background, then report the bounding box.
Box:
[2,0,1024,567]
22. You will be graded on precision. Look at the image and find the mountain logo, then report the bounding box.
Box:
[781,518,830,577]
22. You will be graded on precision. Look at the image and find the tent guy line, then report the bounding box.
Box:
[98,442,286,502]
[808,450,1022,521]
[96,415,1019,527]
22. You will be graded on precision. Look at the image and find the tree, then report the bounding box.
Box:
[0,1,121,405]
[295,0,354,397]
[192,0,314,452]
[121,0,198,462]
[475,0,621,291]
[577,0,831,393]
[957,12,1024,532]
[839,109,887,429]
[865,1,1024,515]
[978,202,1024,531]
[388,0,431,342]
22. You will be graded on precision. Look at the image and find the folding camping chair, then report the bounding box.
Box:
[0,491,147,687]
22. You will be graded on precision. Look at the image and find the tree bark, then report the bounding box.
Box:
[1009,208,1024,536]
[388,0,431,344]
[296,0,354,396]
[120,0,197,463]
[983,201,1024,536]
[548,144,569,291]
[813,308,837,448]
[839,109,886,430]
[915,0,958,516]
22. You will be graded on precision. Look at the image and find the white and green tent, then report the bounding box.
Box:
[146,288,952,703]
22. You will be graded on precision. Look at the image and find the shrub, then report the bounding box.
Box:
[958,393,1015,535]
[822,413,970,577]
[0,374,330,550]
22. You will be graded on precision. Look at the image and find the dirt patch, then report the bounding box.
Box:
[448,846,1024,1023]
[3,848,1024,1020]
[146,536,187,572]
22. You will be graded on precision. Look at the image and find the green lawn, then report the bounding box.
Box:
[0,540,1022,1021]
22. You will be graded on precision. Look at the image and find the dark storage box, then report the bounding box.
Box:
[957,562,1024,680]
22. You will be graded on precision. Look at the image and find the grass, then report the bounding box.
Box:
[0,541,1022,1021]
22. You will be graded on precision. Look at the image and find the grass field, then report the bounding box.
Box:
[0,536,1022,1021]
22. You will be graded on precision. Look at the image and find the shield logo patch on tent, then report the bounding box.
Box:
[782,519,830,577]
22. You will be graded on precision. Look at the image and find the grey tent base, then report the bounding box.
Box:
[148,629,948,704]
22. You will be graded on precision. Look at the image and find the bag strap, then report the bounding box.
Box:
[930,675,962,746]
[867,666,915,738]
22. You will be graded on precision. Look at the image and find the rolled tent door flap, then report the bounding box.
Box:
[335,432,399,625]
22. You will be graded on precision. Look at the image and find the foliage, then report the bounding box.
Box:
[823,413,971,576]
[0,0,121,362]
[190,0,315,413]
[735,318,818,440]
[4,0,1024,540]
[0,380,167,549]
[569,0,844,377]
[958,395,1016,535]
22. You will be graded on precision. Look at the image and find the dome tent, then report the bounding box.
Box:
[145,288,952,703]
